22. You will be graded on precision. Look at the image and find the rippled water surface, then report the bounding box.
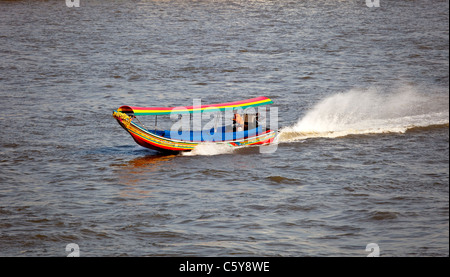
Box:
[0,0,449,256]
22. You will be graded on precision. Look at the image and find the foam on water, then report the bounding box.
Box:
[182,142,237,156]
[279,86,449,142]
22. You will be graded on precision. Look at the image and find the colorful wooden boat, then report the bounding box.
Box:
[112,96,277,153]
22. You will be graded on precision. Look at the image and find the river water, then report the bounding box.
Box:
[0,0,448,257]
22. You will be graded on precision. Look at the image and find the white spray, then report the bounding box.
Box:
[279,86,449,142]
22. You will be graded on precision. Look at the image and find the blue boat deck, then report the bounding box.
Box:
[148,126,263,142]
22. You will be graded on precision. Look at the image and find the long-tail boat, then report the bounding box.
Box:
[112,96,277,153]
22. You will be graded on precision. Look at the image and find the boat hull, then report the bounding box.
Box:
[113,111,276,153]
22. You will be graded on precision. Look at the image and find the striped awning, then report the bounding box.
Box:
[117,96,273,116]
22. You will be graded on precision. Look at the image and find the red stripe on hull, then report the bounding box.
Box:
[130,132,187,152]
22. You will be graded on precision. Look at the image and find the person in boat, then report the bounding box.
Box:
[232,110,244,132]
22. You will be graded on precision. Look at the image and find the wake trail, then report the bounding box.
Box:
[278,85,449,142]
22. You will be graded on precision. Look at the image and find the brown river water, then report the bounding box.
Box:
[0,0,448,256]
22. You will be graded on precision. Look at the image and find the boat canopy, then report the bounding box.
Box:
[117,96,273,116]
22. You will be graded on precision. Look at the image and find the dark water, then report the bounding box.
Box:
[0,0,448,256]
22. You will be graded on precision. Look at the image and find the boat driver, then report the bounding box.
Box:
[232,110,244,132]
